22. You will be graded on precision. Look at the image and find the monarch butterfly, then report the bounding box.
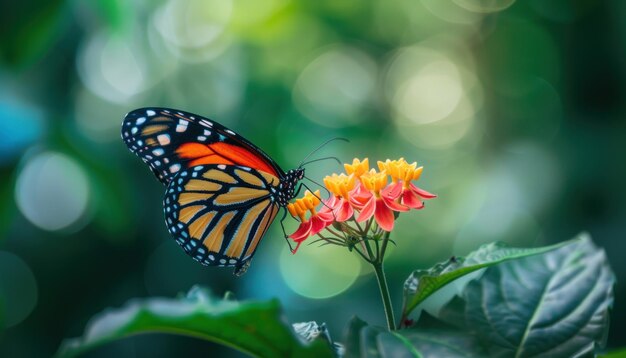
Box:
[122,108,304,276]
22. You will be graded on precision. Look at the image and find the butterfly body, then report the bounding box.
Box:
[122,108,303,275]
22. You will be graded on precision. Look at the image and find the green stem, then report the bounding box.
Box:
[373,261,396,330]
[379,231,391,263]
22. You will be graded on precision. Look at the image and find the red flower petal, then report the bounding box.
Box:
[289,220,313,242]
[310,215,330,235]
[356,195,376,223]
[321,196,339,212]
[409,183,436,198]
[317,210,335,222]
[381,195,409,212]
[349,192,370,210]
[401,189,424,209]
[374,198,395,231]
[383,182,402,199]
[335,199,354,222]
[292,241,303,254]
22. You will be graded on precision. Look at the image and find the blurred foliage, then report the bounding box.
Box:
[1,0,625,356]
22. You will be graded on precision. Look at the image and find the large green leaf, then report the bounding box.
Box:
[56,286,334,358]
[342,317,485,358]
[457,234,614,357]
[401,238,574,320]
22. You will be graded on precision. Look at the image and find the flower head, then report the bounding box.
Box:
[287,157,436,252]
[380,159,436,209]
[324,173,356,199]
[323,173,356,222]
[344,158,369,179]
[287,190,333,253]
[354,169,408,231]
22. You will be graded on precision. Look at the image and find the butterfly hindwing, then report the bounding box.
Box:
[163,164,281,274]
[122,107,283,185]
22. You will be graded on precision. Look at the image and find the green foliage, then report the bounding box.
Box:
[343,316,485,357]
[401,237,574,320]
[57,235,614,357]
[437,234,614,357]
[345,235,614,357]
[601,348,626,358]
[0,0,65,68]
[56,286,334,358]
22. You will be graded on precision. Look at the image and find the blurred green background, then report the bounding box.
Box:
[1,0,625,356]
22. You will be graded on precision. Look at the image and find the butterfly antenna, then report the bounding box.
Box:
[302,181,338,220]
[300,156,342,168]
[304,176,331,198]
[298,137,349,168]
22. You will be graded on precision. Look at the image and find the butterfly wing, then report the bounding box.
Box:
[122,107,284,185]
[163,164,281,276]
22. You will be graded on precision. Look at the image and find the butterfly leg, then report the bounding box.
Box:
[279,208,295,252]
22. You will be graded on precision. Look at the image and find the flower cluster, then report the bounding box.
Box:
[287,158,436,253]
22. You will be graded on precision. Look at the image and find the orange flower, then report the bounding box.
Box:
[344,158,369,178]
[380,160,436,209]
[354,169,408,231]
[323,173,356,222]
[287,190,333,253]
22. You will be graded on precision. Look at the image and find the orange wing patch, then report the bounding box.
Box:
[176,142,277,176]
[213,187,268,206]
[244,204,279,258]
[204,211,236,252]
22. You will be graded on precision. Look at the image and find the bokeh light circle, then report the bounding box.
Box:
[0,251,38,328]
[453,0,516,13]
[279,243,361,299]
[77,29,166,104]
[385,43,483,149]
[155,0,232,49]
[420,0,483,25]
[15,151,90,231]
[394,59,463,125]
[293,45,377,128]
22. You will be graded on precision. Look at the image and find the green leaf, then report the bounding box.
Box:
[600,348,626,358]
[342,317,484,358]
[400,328,486,357]
[401,237,574,319]
[459,234,614,357]
[56,286,334,358]
[344,316,368,358]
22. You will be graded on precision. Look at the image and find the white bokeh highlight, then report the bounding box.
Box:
[15,151,90,231]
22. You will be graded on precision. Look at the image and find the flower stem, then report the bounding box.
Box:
[372,260,396,330]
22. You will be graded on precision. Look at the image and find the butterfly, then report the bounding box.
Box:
[122,108,304,276]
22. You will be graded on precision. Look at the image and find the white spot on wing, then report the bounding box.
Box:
[152,148,164,156]
[157,134,171,145]
[176,125,187,132]
[199,120,213,128]
[169,164,181,173]
[225,129,235,135]
[136,117,146,125]
[217,164,226,170]
[146,110,156,116]
[197,136,206,141]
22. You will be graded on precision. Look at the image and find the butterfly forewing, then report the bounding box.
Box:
[163,164,280,274]
[122,107,283,184]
